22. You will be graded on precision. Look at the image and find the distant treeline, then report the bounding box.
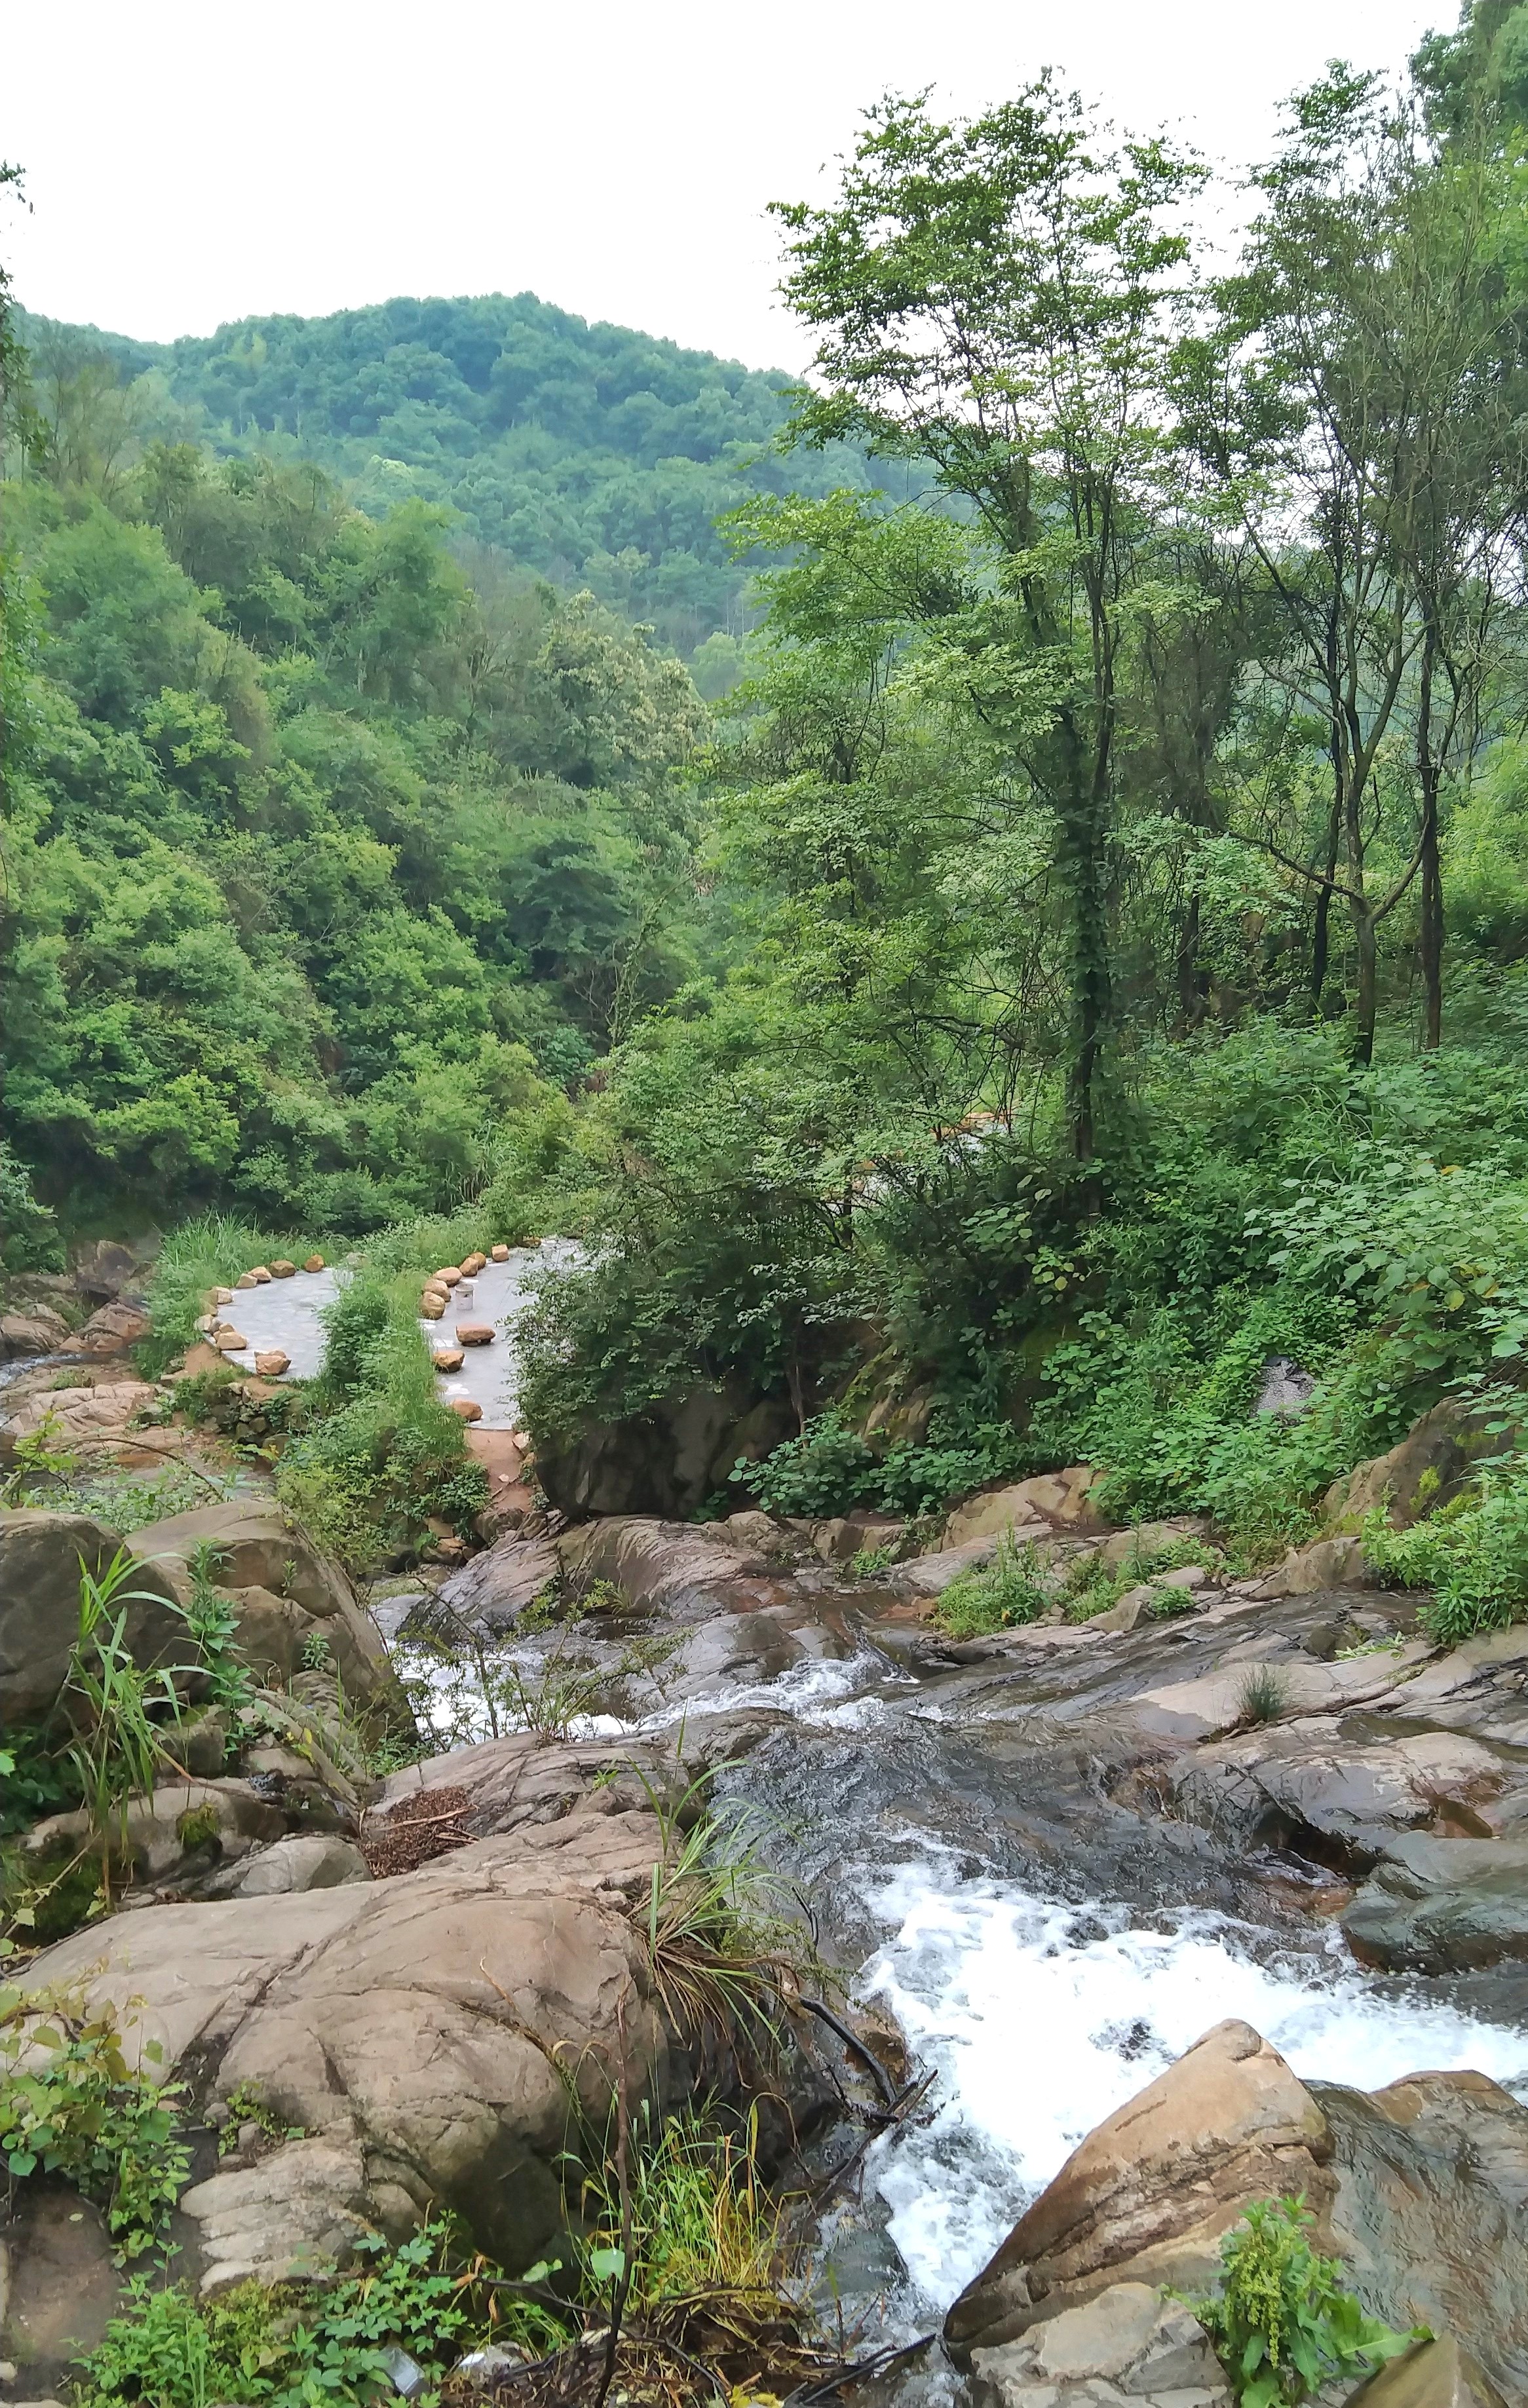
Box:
[14,293,885,656]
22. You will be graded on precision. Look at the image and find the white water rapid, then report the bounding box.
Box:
[856,1858,1528,2319]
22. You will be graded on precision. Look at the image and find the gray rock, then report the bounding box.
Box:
[233,1835,370,1895]
[126,1501,402,1716]
[24,1778,286,1883]
[18,1747,693,2287]
[70,1236,160,1302]
[890,1535,1000,1599]
[434,1535,562,1634]
[1342,1834,1528,1972]
[969,2283,1229,2404]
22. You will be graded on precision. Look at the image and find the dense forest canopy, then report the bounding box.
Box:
[12,2,1528,1608]
[12,292,877,660]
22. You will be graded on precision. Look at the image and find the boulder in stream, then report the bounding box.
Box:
[947,2019,1528,2401]
[1343,1834,1528,1970]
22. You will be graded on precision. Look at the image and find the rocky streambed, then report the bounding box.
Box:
[7,1454,1528,2401]
[373,1505,1528,2399]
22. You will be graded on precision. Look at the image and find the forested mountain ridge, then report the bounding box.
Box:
[14,292,874,658]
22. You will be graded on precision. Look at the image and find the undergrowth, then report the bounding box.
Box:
[1363,1452,1528,1644]
[0,1984,191,2260]
[1194,2196,1419,2405]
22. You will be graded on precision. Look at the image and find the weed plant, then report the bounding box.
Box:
[936,1533,1057,1638]
[63,1549,195,1902]
[1364,1455,1528,1643]
[1194,2196,1418,2404]
[1237,1666,1293,1727]
[0,1984,191,2260]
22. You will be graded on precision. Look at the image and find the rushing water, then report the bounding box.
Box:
[856,1860,1528,2317]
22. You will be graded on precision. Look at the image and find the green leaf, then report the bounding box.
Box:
[588,2246,626,2284]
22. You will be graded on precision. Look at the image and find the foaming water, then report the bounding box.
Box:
[396,1636,900,1753]
[857,1860,1528,2314]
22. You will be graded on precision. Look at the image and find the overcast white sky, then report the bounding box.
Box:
[4,0,1445,373]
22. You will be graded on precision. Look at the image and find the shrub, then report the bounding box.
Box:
[0,1984,191,2259]
[73,2219,547,2408]
[1195,2195,1417,2405]
[0,1138,62,1271]
[733,1411,879,1518]
[936,1533,1056,1638]
[1364,1454,1528,1645]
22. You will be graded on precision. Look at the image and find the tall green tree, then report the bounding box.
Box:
[774,77,1204,1159]
[1181,68,1528,1059]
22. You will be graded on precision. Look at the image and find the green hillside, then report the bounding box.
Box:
[16,293,875,656]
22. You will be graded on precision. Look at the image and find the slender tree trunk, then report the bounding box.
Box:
[1060,767,1111,1165]
[1175,890,1207,1032]
[1417,631,1443,1051]
[1310,791,1340,1017]
[1352,905,1378,1068]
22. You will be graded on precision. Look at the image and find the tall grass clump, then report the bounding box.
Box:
[277,1262,486,1573]
[138,1214,312,1378]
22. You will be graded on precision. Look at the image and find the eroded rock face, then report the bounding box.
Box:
[22,1780,676,2288]
[1320,2071,1528,2398]
[970,2282,1230,2405]
[535,1385,795,1518]
[1343,1834,1528,1969]
[0,1509,186,1725]
[945,2021,1335,2360]
[1170,1725,1514,1871]
[126,1501,398,1714]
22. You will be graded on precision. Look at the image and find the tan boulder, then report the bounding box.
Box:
[944,2020,1333,2358]
[1347,2337,1504,2407]
[214,1327,248,1352]
[63,1298,151,1359]
[269,1260,297,1279]
[450,1398,484,1423]
[945,1466,1104,1549]
[421,1299,446,1321]
[303,1254,325,1273]
[1324,1402,1484,1533]
[0,1509,189,1725]
[970,2282,1230,2405]
[491,1243,510,1262]
[254,1349,291,1378]
[0,1307,72,1359]
[461,1252,487,1276]
[250,1266,273,1284]
[455,1322,495,1346]
[20,1787,676,2286]
[23,1778,286,1883]
[234,1273,259,1290]
[434,1266,463,1287]
[124,1500,398,1713]
[433,1347,465,1372]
